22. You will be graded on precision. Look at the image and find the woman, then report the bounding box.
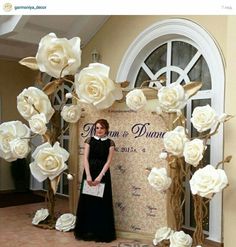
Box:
[74,119,116,242]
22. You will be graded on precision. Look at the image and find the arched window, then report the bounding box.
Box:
[117,18,225,243]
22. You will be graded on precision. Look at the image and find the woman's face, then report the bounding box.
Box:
[95,123,106,137]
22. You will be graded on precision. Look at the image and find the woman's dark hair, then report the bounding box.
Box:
[94,119,109,135]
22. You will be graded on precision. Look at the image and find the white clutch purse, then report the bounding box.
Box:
[82,180,105,198]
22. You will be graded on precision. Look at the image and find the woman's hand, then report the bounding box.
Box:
[86,175,93,186]
[92,176,102,186]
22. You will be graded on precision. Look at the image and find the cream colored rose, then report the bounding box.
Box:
[191,105,217,132]
[153,227,174,245]
[0,121,30,162]
[29,142,69,182]
[148,167,172,192]
[36,33,81,78]
[170,230,192,247]
[183,139,205,167]
[29,113,47,135]
[61,104,81,123]
[163,126,188,156]
[17,87,54,122]
[74,63,123,110]
[9,139,30,160]
[158,82,188,113]
[190,165,228,199]
[55,213,76,232]
[32,208,49,225]
[126,89,147,111]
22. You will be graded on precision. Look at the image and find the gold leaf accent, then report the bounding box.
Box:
[50,175,61,194]
[42,80,59,96]
[19,57,39,70]
[42,131,52,144]
[120,80,130,88]
[183,81,202,98]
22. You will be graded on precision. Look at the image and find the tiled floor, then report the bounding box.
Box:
[0,197,151,247]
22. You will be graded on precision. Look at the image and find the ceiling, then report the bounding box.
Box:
[0,15,109,60]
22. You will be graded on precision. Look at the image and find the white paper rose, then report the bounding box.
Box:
[36,33,81,78]
[190,165,228,199]
[183,139,205,167]
[9,139,30,160]
[0,121,30,162]
[55,213,76,232]
[158,82,188,113]
[29,142,69,182]
[169,230,192,247]
[32,208,49,225]
[17,87,55,122]
[29,113,47,135]
[74,63,123,110]
[148,167,172,192]
[126,89,147,111]
[191,105,217,132]
[61,104,81,123]
[153,227,174,245]
[163,126,188,156]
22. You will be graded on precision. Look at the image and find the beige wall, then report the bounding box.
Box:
[81,16,228,79]
[0,60,36,190]
[81,16,235,246]
[224,16,236,247]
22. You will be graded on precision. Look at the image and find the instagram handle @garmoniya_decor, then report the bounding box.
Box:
[0,32,233,246]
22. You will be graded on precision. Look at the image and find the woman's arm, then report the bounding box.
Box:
[93,145,115,185]
[83,143,93,186]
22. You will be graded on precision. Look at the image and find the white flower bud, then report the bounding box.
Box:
[159,152,167,159]
[218,113,227,123]
[67,174,73,180]
[156,106,162,115]
[65,93,73,99]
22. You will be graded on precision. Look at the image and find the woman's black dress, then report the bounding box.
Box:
[74,137,116,242]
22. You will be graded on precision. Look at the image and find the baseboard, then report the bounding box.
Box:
[0,189,15,194]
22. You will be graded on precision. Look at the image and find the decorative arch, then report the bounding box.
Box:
[116,18,225,243]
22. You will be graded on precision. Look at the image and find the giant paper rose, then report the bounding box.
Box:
[17,87,55,122]
[32,208,49,225]
[153,227,174,245]
[61,104,81,123]
[0,121,30,162]
[191,105,217,132]
[29,142,69,182]
[190,165,228,199]
[157,82,188,113]
[169,230,192,247]
[36,33,81,78]
[183,139,205,167]
[163,126,188,156]
[29,113,47,135]
[55,213,76,232]
[148,167,172,192]
[126,89,147,111]
[9,139,30,160]
[74,63,123,110]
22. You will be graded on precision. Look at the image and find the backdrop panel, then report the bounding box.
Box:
[77,102,167,236]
